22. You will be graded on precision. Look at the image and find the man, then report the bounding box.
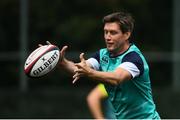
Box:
[87,83,116,119]
[45,11,160,119]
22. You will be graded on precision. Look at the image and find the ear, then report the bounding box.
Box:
[123,32,131,40]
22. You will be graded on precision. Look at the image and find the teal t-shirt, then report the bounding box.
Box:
[96,44,160,119]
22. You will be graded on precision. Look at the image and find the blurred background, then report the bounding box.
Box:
[0,0,180,118]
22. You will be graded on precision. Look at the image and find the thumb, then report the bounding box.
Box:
[46,41,52,45]
[60,46,68,57]
[59,46,68,62]
[79,53,85,62]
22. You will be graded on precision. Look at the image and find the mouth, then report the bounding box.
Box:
[106,42,114,47]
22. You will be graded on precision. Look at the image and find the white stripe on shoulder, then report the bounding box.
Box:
[118,62,140,78]
[86,58,100,70]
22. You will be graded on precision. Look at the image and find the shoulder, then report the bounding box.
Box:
[122,51,144,76]
[122,51,142,63]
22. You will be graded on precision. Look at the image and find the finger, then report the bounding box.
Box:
[60,46,68,57]
[38,44,43,47]
[46,41,51,45]
[74,63,85,70]
[75,64,83,69]
[74,71,84,78]
[72,72,80,84]
[73,72,79,78]
[58,46,68,63]
[72,77,79,84]
[79,53,86,63]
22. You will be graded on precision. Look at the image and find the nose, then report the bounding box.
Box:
[105,32,111,40]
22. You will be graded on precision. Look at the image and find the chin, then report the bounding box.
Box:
[107,47,114,53]
[107,47,119,55]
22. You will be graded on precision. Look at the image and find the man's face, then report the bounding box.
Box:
[104,22,129,55]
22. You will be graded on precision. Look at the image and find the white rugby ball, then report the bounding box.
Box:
[24,44,60,77]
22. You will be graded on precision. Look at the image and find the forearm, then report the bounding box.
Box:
[88,69,121,85]
[59,58,77,74]
[74,58,131,85]
[87,87,106,119]
[87,99,105,119]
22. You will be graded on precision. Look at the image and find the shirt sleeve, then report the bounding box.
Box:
[118,51,144,78]
[98,84,108,97]
[86,51,100,70]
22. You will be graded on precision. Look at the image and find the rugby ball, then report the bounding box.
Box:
[24,44,60,77]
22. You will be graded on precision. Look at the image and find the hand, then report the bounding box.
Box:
[38,41,51,47]
[72,53,92,84]
[59,45,68,63]
[38,41,68,63]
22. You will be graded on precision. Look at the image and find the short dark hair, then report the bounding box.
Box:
[103,11,135,33]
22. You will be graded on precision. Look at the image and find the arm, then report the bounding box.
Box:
[58,53,77,74]
[58,46,93,83]
[73,53,132,85]
[88,67,131,85]
[87,84,108,119]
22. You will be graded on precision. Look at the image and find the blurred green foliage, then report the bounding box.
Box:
[0,0,172,87]
[0,1,175,118]
[0,0,172,52]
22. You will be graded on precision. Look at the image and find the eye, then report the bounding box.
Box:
[104,30,108,35]
[104,30,109,35]
[110,30,118,35]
